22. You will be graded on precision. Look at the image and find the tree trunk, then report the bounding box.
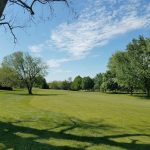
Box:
[0,0,8,18]
[27,87,33,95]
[130,86,133,95]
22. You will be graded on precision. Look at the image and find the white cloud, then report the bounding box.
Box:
[51,0,150,59]
[29,44,44,53]
[47,58,71,68]
[28,0,150,69]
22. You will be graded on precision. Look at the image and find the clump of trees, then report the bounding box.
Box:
[108,36,150,97]
[0,51,48,94]
[48,36,150,97]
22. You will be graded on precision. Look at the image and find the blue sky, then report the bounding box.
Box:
[0,0,150,81]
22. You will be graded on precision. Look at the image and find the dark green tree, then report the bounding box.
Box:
[34,76,49,89]
[101,71,119,93]
[71,75,82,91]
[82,77,94,91]
[94,73,103,91]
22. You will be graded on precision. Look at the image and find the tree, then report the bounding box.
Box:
[49,81,62,89]
[127,36,150,96]
[2,51,47,95]
[101,71,119,93]
[61,80,71,90]
[82,77,94,91]
[94,73,103,91]
[0,66,17,88]
[108,51,138,95]
[34,76,49,89]
[0,0,69,42]
[71,75,82,91]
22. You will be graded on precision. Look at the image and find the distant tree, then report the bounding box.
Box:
[102,71,119,93]
[61,80,71,90]
[94,73,103,91]
[71,75,82,91]
[34,76,49,89]
[0,66,18,88]
[2,51,47,94]
[49,81,62,89]
[82,77,94,91]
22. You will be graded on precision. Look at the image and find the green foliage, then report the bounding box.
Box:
[82,76,94,90]
[108,51,136,94]
[49,81,62,89]
[108,36,150,96]
[34,76,49,89]
[127,36,150,96]
[94,73,103,91]
[49,80,71,90]
[101,71,119,92]
[0,67,17,88]
[61,80,71,90]
[71,75,82,91]
[2,51,47,94]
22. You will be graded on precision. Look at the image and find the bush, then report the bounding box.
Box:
[0,86,13,91]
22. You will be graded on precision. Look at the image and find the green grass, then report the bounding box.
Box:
[0,89,150,150]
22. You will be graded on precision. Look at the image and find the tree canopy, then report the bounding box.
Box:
[2,51,47,94]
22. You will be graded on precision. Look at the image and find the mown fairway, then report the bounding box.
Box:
[0,89,150,150]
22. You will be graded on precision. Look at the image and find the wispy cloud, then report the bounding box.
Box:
[29,0,150,68]
[51,0,150,59]
[29,44,45,53]
[47,58,71,68]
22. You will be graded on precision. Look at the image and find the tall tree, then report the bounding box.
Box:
[2,51,47,95]
[108,51,138,94]
[127,36,150,96]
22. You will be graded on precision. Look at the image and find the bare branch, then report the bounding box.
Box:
[0,0,70,43]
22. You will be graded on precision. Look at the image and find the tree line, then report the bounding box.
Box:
[0,36,149,96]
[49,36,150,97]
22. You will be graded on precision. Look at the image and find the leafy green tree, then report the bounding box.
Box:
[102,71,119,92]
[0,67,17,88]
[71,75,82,91]
[82,77,94,91]
[108,51,137,95]
[49,81,62,89]
[94,73,103,91]
[61,80,71,90]
[34,76,49,89]
[127,36,150,96]
[2,51,47,95]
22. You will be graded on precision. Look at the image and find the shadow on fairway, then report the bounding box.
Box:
[2,92,64,97]
[133,95,150,100]
[0,120,149,150]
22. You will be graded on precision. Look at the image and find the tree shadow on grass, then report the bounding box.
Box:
[132,95,150,100]
[1,92,65,97]
[0,120,149,150]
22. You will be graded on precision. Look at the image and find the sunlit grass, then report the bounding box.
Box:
[0,89,149,149]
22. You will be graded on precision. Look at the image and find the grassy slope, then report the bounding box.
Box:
[0,89,149,150]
